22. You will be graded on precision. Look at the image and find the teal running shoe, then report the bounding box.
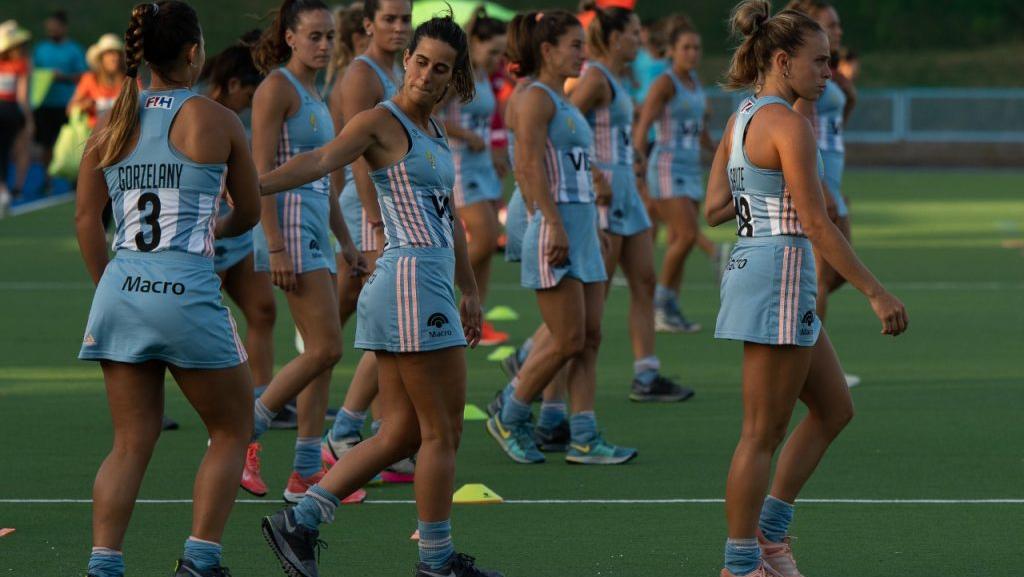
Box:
[485,415,544,464]
[565,435,638,465]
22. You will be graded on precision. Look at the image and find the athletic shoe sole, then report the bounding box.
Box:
[261,517,314,577]
[240,484,268,498]
[565,451,638,465]
[485,418,544,464]
[629,389,696,403]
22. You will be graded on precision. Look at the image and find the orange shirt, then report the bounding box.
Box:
[71,71,124,127]
[0,58,29,103]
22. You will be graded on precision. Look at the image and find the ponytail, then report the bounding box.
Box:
[580,1,633,59]
[325,3,364,88]
[723,0,822,91]
[96,0,200,167]
[466,6,507,42]
[252,0,329,74]
[507,10,580,78]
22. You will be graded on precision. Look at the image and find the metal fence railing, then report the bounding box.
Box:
[705,88,1024,144]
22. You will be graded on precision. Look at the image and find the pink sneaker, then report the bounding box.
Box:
[240,442,267,497]
[758,531,804,577]
[720,562,772,577]
[283,470,326,504]
[283,470,368,505]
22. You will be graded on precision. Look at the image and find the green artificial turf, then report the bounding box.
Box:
[1,169,1022,576]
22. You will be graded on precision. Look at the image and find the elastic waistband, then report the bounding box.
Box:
[735,235,811,249]
[114,249,214,268]
[381,246,455,260]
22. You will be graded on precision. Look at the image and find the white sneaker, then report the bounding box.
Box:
[0,188,11,219]
[321,432,361,467]
[845,373,861,388]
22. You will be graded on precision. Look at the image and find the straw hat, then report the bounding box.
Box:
[87,34,124,70]
[0,20,31,55]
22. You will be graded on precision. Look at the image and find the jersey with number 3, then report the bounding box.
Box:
[104,89,225,257]
[727,96,824,239]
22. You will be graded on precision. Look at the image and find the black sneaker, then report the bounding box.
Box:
[414,553,504,577]
[261,508,325,577]
[533,420,570,452]
[485,389,505,418]
[629,374,695,403]
[162,415,180,431]
[172,559,232,576]
[499,347,523,379]
[270,403,299,430]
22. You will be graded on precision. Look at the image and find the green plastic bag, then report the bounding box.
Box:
[48,109,91,181]
[30,69,55,110]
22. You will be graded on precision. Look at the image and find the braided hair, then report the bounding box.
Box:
[97,1,201,167]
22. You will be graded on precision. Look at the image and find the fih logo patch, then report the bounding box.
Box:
[427,313,449,328]
[308,239,321,252]
[802,311,815,326]
[144,95,174,110]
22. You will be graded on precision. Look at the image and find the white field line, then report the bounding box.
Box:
[1,281,1023,292]
[8,192,75,216]
[1,498,1022,505]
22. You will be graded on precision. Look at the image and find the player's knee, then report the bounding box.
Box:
[820,401,854,438]
[306,336,343,370]
[249,298,276,328]
[741,420,788,451]
[554,327,586,359]
[632,267,657,300]
[381,427,422,461]
[112,426,160,456]
[419,420,461,453]
[583,326,602,352]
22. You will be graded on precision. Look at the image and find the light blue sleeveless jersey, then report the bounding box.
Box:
[369,101,456,250]
[530,81,595,204]
[440,76,501,207]
[814,79,845,153]
[715,96,823,347]
[727,96,821,239]
[273,68,333,195]
[253,68,337,274]
[585,62,633,169]
[341,55,401,189]
[584,62,651,237]
[442,76,495,169]
[340,55,403,249]
[355,101,466,353]
[106,89,224,257]
[82,89,247,368]
[651,70,705,170]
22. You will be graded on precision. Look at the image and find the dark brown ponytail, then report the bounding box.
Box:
[252,0,330,74]
[580,1,633,59]
[507,10,580,78]
[97,1,200,167]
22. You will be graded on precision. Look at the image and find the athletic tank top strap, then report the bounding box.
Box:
[354,55,400,100]
[665,69,686,94]
[370,100,456,251]
[277,67,322,104]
